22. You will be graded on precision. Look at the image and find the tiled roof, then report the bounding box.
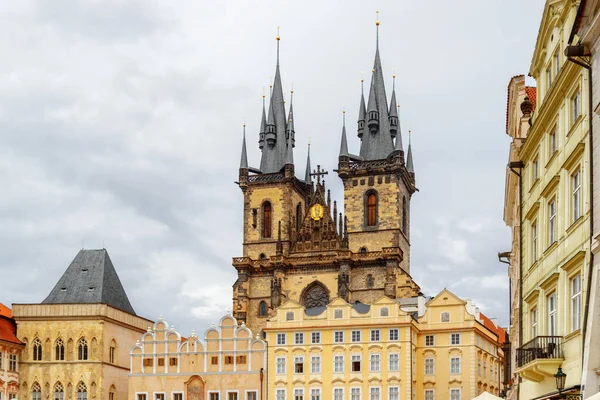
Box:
[0,302,12,318]
[524,86,537,112]
[0,315,21,345]
[479,312,507,345]
[505,75,525,134]
[43,249,136,315]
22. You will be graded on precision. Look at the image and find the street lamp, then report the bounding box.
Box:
[554,367,566,395]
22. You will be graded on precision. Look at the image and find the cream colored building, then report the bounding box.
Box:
[264,289,504,400]
[502,75,535,400]
[129,314,266,400]
[13,249,152,400]
[511,0,591,398]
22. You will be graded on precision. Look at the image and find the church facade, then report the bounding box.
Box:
[232,19,418,337]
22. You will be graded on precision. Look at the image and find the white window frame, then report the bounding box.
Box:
[369,353,381,372]
[441,312,450,322]
[389,328,399,341]
[572,168,581,222]
[333,388,344,400]
[450,356,461,374]
[571,274,582,331]
[136,394,149,400]
[370,329,380,342]
[388,352,400,371]
[225,391,239,400]
[451,333,461,345]
[294,388,304,400]
[369,386,381,400]
[294,332,304,345]
[425,389,435,400]
[334,309,343,319]
[388,386,400,400]
[333,354,344,373]
[334,331,344,343]
[425,358,434,375]
[350,387,361,400]
[310,388,321,400]
[531,308,538,338]
[294,356,304,374]
[549,128,557,156]
[532,220,538,263]
[425,334,435,346]
[351,354,361,372]
[245,390,258,400]
[208,394,220,400]
[154,393,167,400]
[549,198,556,245]
[276,333,286,345]
[351,330,361,342]
[572,90,581,124]
[311,355,321,374]
[311,332,321,344]
[171,393,184,400]
[450,388,461,400]
[548,292,557,336]
[275,389,286,400]
[276,356,286,374]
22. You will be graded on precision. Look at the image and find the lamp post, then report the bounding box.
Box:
[554,367,582,399]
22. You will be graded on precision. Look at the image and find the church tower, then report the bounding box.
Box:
[233,24,419,334]
[337,16,416,273]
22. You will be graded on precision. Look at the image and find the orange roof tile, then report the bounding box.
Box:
[0,316,21,345]
[524,86,537,112]
[0,303,12,318]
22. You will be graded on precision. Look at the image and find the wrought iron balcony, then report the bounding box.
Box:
[516,336,563,368]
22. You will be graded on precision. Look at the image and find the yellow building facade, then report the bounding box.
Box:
[512,0,591,398]
[13,249,152,400]
[264,289,504,400]
[129,314,266,400]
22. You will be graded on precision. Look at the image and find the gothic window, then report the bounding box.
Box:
[77,382,87,400]
[367,274,374,288]
[55,338,65,361]
[33,338,43,361]
[262,202,272,238]
[402,195,408,233]
[32,382,42,400]
[78,338,88,361]
[366,191,378,227]
[54,382,64,400]
[301,282,330,308]
[258,301,267,317]
[296,203,303,231]
[109,339,116,364]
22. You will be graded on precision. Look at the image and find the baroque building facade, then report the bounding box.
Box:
[129,314,266,400]
[0,303,23,400]
[503,0,593,398]
[13,249,152,400]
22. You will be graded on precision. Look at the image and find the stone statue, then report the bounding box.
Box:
[271,277,283,309]
[338,272,349,301]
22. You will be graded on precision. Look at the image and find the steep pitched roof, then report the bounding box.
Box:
[0,302,12,318]
[43,249,136,315]
[0,315,21,345]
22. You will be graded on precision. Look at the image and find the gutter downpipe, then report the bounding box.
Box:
[566,47,594,380]
[508,160,524,400]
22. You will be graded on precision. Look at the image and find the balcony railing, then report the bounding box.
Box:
[516,336,563,367]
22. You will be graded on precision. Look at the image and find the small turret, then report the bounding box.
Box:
[406,130,415,174]
[286,89,295,147]
[240,123,248,169]
[265,98,277,147]
[339,111,349,157]
[259,94,267,149]
[304,144,312,183]
[357,77,367,138]
[389,74,398,139]
[367,76,379,134]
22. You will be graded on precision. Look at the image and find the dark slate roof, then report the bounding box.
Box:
[43,249,136,315]
[305,306,326,316]
[352,301,371,314]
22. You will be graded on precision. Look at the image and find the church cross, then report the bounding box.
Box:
[310,165,328,182]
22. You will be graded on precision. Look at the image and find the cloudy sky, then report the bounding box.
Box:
[0,0,544,335]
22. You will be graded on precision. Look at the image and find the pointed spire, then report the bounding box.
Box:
[304,143,312,183]
[259,91,267,150]
[285,131,294,165]
[339,110,349,156]
[240,123,248,169]
[376,10,380,50]
[357,74,367,138]
[406,130,414,173]
[394,103,403,152]
[389,72,399,139]
[286,86,295,147]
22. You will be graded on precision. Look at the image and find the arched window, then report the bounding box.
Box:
[258,301,267,317]
[402,195,408,233]
[78,338,88,361]
[32,382,42,400]
[262,202,272,238]
[109,339,117,364]
[54,382,64,400]
[77,382,87,400]
[55,338,65,361]
[301,281,330,308]
[109,385,116,400]
[32,338,43,361]
[296,203,303,231]
[366,192,377,226]
[367,274,374,288]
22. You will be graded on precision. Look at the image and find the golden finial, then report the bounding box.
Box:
[393,67,396,79]
[361,71,364,83]
[243,117,246,127]
[372,68,375,73]
[291,82,294,94]
[276,26,280,41]
[376,10,380,26]
[262,87,265,99]
[269,76,273,89]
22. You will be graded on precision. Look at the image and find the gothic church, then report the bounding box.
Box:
[232,24,418,334]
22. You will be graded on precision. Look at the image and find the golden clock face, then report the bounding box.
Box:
[310,204,324,221]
